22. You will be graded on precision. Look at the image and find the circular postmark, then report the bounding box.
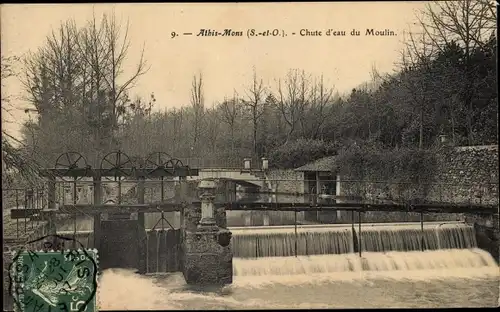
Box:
[8,234,98,312]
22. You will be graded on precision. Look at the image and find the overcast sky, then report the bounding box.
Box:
[1,2,427,137]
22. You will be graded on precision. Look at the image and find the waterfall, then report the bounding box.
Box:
[359,223,477,252]
[231,222,478,258]
[233,248,498,276]
[232,228,353,258]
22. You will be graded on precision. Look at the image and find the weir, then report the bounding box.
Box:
[230,221,498,280]
[5,151,499,289]
[9,151,234,286]
[233,249,498,276]
[230,222,477,258]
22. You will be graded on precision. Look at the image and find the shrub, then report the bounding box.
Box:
[268,139,338,169]
[335,143,439,201]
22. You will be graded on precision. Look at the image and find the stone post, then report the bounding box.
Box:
[243,158,251,170]
[261,157,269,171]
[182,179,233,285]
[198,180,218,231]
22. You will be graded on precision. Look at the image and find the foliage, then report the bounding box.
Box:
[268,139,338,169]
[2,55,45,188]
[17,13,148,168]
[336,142,438,184]
[10,3,498,175]
[335,141,440,201]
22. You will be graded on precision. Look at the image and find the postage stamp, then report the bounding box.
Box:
[9,248,98,312]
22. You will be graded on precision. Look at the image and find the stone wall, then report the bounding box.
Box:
[266,169,304,194]
[182,230,232,285]
[181,188,232,285]
[464,213,499,262]
[333,145,499,224]
[339,145,499,205]
[428,145,499,204]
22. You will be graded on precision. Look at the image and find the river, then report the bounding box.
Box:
[98,249,499,310]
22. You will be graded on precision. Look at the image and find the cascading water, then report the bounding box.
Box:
[231,221,499,279]
[230,222,479,258]
[359,223,477,252]
[233,248,498,276]
[231,226,354,258]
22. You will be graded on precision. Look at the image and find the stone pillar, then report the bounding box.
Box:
[197,180,218,231]
[336,174,344,221]
[243,158,251,170]
[315,172,321,221]
[182,179,233,285]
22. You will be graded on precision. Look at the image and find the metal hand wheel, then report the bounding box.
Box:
[166,158,184,174]
[100,151,133,179]
[145,152,172,175]
[54,152,89,181]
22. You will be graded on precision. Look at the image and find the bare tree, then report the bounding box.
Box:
[1,55,21,121]
[242,68,267,157]
[218,90,239,156]
[19,12,149,166]
[303,75,335,140]
[2,55,44,185]
[73,12,149,148]
[102,13,149,128]
[411,0,497,145]
[205,103,220,158]
[276,69,311,143]
[398,28,438,149]
[190,73,205,153]
[21,20,82,128]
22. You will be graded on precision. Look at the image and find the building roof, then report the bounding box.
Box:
[294,156,337,172]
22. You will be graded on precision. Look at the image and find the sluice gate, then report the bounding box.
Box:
[3,150,499,290]
[56,229,182,273]
[5,151,233,286]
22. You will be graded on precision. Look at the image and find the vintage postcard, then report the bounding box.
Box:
[2,1,498,310]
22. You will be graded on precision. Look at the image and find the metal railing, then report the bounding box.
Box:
[3,187,48,239]
[5,178,497,215]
